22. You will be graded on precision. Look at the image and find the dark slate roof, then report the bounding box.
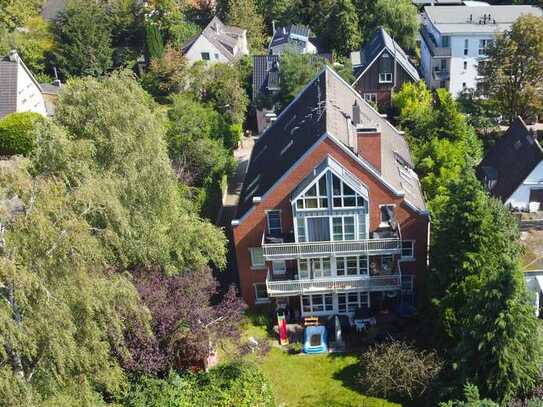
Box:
[477,117,543,202]
[41,0,66,21]
[252,55,280,100]
[0,58,18,119]
[351,27,420,82]
[237,66,426,219]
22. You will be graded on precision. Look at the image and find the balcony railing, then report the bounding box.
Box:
[262,236,401,261]
[265,272,404,297]
[420,27,451,57]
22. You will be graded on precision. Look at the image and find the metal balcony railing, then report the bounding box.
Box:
[420,27,451,57]
[261,236,401,260]
[265,271,403,297]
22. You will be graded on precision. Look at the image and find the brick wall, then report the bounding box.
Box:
[232,136,428,305]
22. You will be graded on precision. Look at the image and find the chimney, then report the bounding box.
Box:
[356,128,382,172]
[8,49,19,62]
[352,101,361,126]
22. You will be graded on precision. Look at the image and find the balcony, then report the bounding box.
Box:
[432,68,450,81]
[262,233,401,261]
[420,27,451,57]
[266,268,408,297]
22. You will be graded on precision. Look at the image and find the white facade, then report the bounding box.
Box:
[15,60,47,117]
[184,35,234,65]
[420,5,543,97]
[505,161,543,211]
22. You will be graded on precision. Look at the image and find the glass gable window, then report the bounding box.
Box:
[296,175,328,210]
[336,256,368,276]
[332,216,355,241]
[332,174,365,208]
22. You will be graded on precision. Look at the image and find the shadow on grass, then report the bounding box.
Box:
[329,353,364,393]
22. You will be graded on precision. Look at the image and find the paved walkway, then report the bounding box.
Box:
[214,136,255,290]
[217,136,255,226]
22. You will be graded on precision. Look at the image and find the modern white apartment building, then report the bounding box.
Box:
[420,5,542,96]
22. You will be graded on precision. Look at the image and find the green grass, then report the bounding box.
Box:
[256,348,400,407]
[234,313,400,407]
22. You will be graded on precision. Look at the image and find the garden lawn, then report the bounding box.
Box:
[254,348,399,407]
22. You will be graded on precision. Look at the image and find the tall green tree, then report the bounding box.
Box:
[52,0,113,78]
[0,0,42,31]
[322,0,361,56]
[430,170,543,403]
[145,23,165,60]
[226,0,266,52]
[367,0,419,51]
[35,71,227,272]
[479,15,543,122]
[0,155,150,406]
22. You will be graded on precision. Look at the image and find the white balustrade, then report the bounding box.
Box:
[262,237,401,260]
[265,272,405,297]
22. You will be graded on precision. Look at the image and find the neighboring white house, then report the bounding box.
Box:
[268,24,317,55]
[477,117,543,212]
[181,17,249,65]
[419,5,542,96]
[0,50,48,119]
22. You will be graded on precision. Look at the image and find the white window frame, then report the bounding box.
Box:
[338,291,369,314]
[378,72,393,83]
[478,39,493,56]
[464,39,469,55]
[201,52,210,61]
[381,255,394,273]
[254,283,270,303]
[272,260,286,275]
[332,215,356,241]
[298,257,332,280]
[249,247,265,269]
[401,240,415,261]
[379,204,396,227]
[302,293,334,315]
[295,172,329,210]
[363,93,377,104]
[266,210,282,235]
[336,255,369,277]
[331,173,366,209]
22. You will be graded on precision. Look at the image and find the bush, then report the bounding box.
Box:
[124,361,275,407]
[358,340,443,402]
[0,112,43,156]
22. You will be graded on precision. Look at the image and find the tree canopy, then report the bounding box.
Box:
[478,15,543,122]
[52,0,114,78]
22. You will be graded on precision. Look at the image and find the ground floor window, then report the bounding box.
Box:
[302,293,334,314]
[338,291,369,313]
[254,283,269,303]
[336,255,368,276]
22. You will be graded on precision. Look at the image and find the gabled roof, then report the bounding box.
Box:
[252,55,280,100]
[477,117,543,202]
[0,52,43,119]
[424,5,542,34]
[351,28,420,83]
[237,66,426,220]
[269,24,313,52]
[182,16,246,62]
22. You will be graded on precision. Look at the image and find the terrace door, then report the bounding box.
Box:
[306,217,330,242]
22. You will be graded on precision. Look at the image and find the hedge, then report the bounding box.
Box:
[0,112,44,156]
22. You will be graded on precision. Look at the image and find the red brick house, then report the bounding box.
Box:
[232,66,428,317]
[351,28,420,113]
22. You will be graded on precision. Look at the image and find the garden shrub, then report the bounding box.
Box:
[0,112,43,156]
[358,340,443,402]
[124,361,275,407]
